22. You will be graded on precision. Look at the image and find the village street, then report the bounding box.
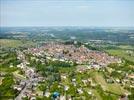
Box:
[15,51,38,100]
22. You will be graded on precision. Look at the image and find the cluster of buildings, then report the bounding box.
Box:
[15,51,45,100]
[27,42,121,67]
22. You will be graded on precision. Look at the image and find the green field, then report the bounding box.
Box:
[0,39,36,48]
[106,49,134,63]
[91,71,126,95]
[118,45,134,50]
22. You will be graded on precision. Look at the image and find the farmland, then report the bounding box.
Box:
[0,39,36,48]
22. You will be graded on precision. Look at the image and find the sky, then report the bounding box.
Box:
[0,0,134,27]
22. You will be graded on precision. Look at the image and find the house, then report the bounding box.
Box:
[44,91,51,97]
[115,79,120,83]
[106,79,114,83]
[64,85,69,91]
[17,63,24,69]
[82,79,88,86]
[77,88,83,94]
[91,83,96,87]
[61,74,67,80]
[60,95,66,100]
[72,78,76,82]
[30,97,36,100]
[87,91,92,95]
[13,85,22,91]
[127,74,134,79]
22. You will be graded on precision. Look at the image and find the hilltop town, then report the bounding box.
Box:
[27,42,121,66]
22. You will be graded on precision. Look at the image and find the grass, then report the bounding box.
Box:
[106,49,134,63]
[91,71,125,95]
[93,89,103,100]
[13,70,26,80]
[0,77,4,85]
[107,84,125,95]
[0,67,18,73]
[118,45,134,50]
[0,39,36,48]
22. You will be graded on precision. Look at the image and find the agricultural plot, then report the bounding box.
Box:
[106,49,134,63]
[0,39,36,48]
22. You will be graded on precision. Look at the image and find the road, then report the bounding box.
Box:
[15,51,38,100]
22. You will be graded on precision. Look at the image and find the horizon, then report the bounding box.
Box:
[0,0,134,27]
[1,26,134,28]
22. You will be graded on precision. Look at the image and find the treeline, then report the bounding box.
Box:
[0,74,18,99]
